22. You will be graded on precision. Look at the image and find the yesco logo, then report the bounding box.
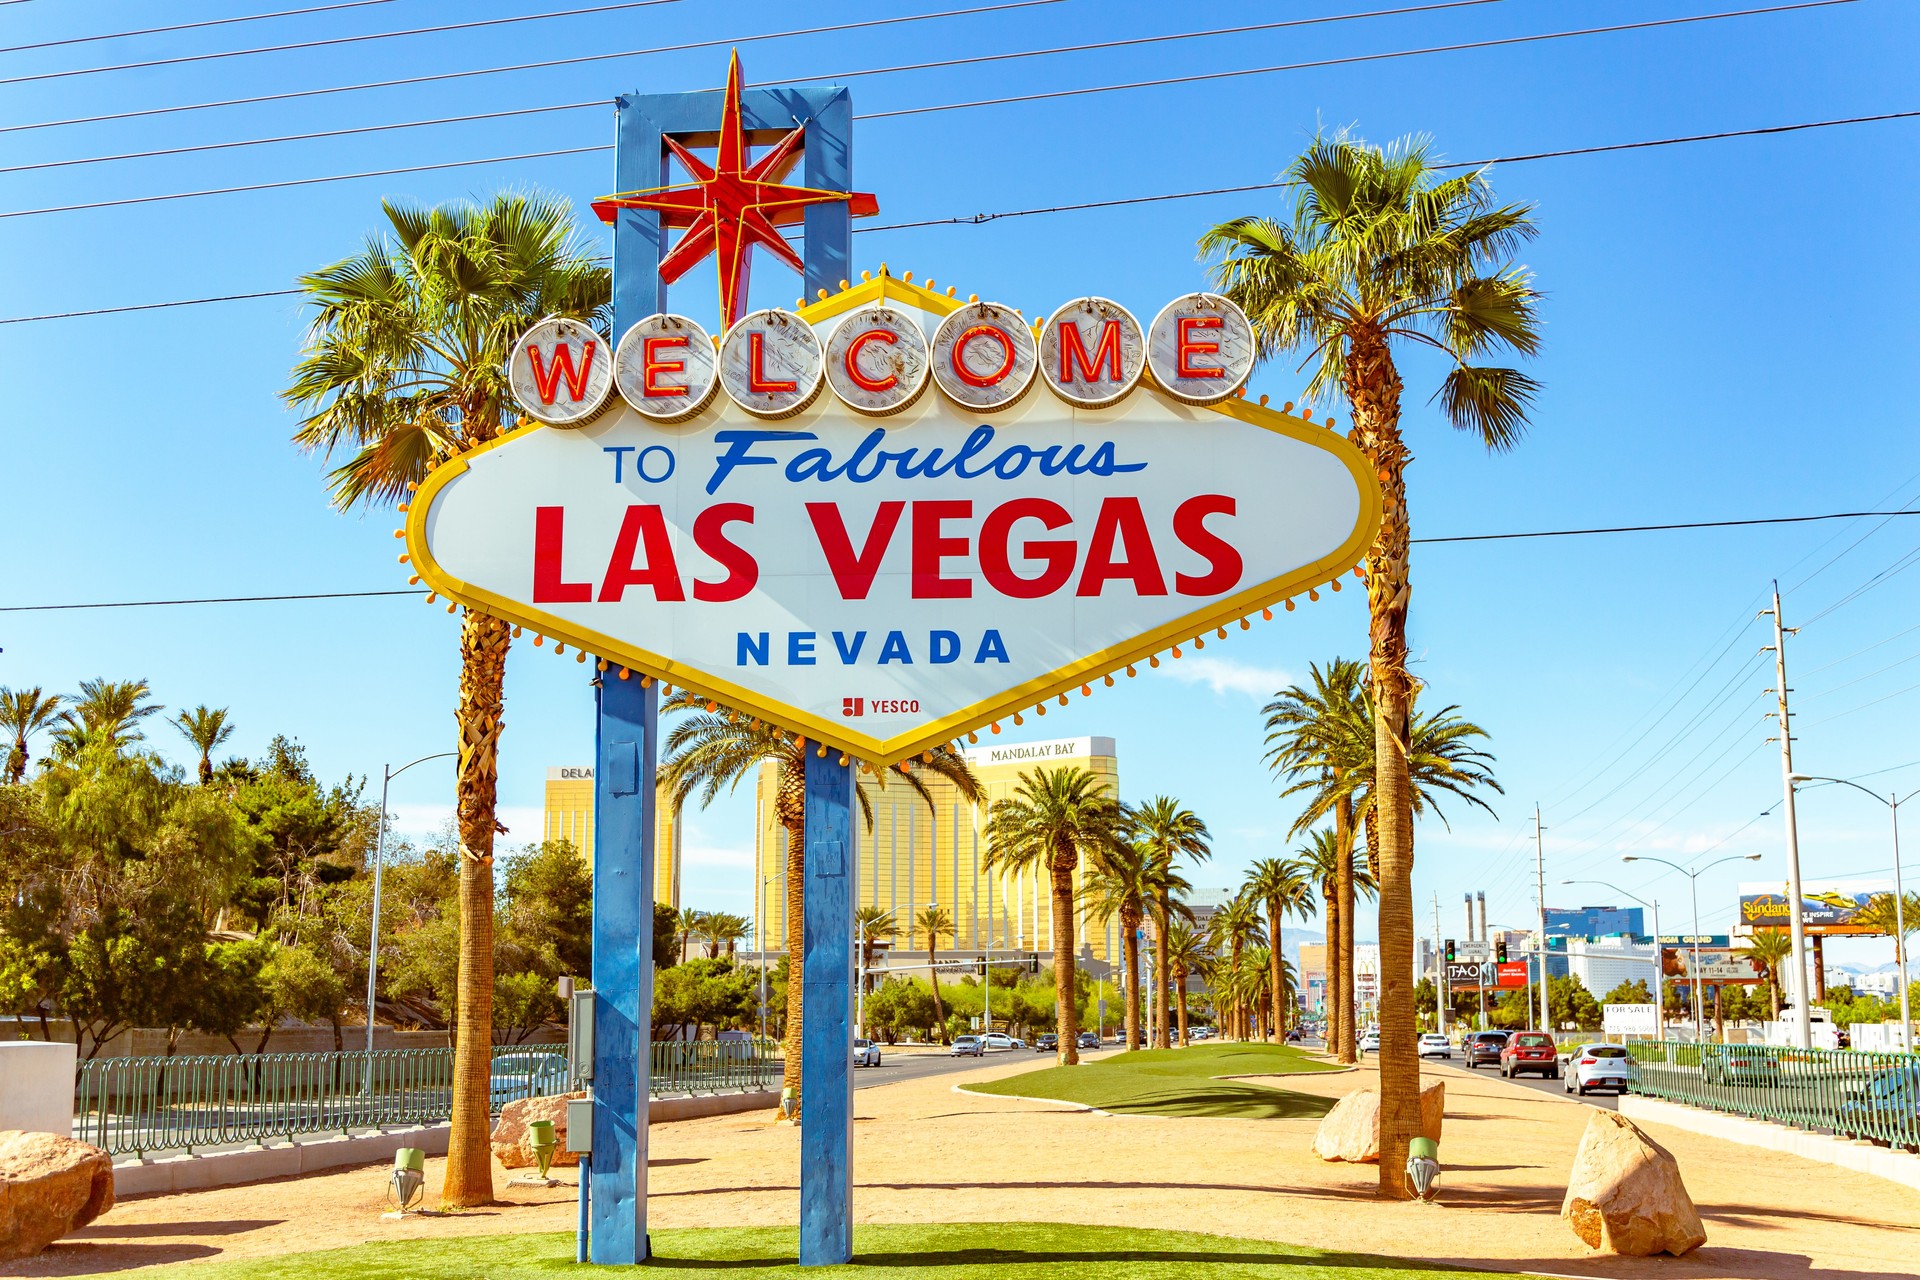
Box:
[843,696,919,717]
[506,293,1256,427]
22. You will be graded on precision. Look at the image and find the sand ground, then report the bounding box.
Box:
[8,1054,1916,1278]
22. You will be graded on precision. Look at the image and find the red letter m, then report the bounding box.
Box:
[528,340,598,405]
[1057,319,1123,383]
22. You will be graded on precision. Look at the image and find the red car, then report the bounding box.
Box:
[1501,1031,1559,1079]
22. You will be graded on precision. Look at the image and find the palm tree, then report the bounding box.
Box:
[676,907,709,961]
[1737,930,1793,1021]
[855,905,897,1018]
[285,192,610,1207]
[172,706,235,784]
[1296,826,1378,1039]
[1264,660,1368,1062]
[702,912,751,959]
[52,678,161,757]
[1085,843,1152,1052]
[1854,893,1920,1000]
[1208,893,1267,1040]
[984,765,1128,1065]
[1246,858,1315,1041]
[1126,797,1211,1048]
[663,690,979,1111]
[913,905,956,1036]
[1163,918,1210,1045]
[0,687,61,784]
[1205,133,1541,1197]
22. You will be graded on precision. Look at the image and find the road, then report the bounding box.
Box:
[1424,1053,1620,1110]
[853,1042,1097,1089]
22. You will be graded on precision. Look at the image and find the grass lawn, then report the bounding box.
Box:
[962,1042,1341,1119]
[166,1223,1498,1279]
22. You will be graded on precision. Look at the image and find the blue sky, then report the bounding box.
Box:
[4,0,1917,976]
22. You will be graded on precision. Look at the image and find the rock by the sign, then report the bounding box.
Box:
[0,1130,116,1261]
[1561,1110,1706,1256]
[491,1092,586,1169]
[1310,1082,1445,1163]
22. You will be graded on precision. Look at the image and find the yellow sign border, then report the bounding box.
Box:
[406,277,1383,765]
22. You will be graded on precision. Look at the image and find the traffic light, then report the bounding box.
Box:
[1027,951,1041,975]
[1495,937,1508,963]
[1444,938,1456,963]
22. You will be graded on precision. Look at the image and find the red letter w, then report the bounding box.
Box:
[528,340,598,405]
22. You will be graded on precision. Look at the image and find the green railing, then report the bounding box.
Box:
[75,1039,776,1158]
[1627,1039,1920,1152]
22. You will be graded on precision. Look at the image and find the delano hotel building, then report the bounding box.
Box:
[542,766,684,908]
[752,736,1125,968]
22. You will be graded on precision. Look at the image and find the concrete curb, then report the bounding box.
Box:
[111,1090,780,1198]
[1619,1093,1920,1193]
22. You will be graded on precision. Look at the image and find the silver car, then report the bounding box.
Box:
[852,1037,882,1068]
[1563,1043,1637,1096]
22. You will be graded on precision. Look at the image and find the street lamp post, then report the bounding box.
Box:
[1562,879,1663,1039]
[1791,775,1913,1049]
[762,871,783,1048]
[1621,853,1762,1043]
[364,752,457,1090]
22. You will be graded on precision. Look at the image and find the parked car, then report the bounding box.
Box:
[1077,1032,1102,1050]
[978,1032,1020,1051]
[852,1038,882,1068]
[1563,1043,1637,1096]
[1189,1026,1216,1041]
[489,1050,569,1106]
[1033,1033,1059,1053]
[1464,1031,1509,1069]
[1359,1027,1381,1053]
[949,1035,984,1057]
[1701,1044,1781,1087]
[1417,1033,1452,1059]
[1501,1032,1558,1079]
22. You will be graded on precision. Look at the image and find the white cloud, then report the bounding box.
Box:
[1151,655,1291,699]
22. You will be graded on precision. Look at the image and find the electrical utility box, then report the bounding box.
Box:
[568,984,595,1085]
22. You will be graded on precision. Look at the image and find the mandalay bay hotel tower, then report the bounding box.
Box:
[753,735,1125,971]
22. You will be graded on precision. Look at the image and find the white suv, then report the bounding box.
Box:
[1418,1033,1452,1059]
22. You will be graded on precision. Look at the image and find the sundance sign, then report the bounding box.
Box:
[406,274,1382,763]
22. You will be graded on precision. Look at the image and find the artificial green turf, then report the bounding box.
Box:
[166,1223,1499,1279]
[961,1042,1340,1119]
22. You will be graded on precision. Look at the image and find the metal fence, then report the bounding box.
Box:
[74,1039,776,1158]
[1627,1039,1920,1152]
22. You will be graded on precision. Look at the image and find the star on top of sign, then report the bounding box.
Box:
[591,51,879,328]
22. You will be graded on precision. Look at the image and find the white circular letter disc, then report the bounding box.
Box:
[1039,297,1145,410]
[718,309,824,419]
[929,301,1037,413]
[614,314,718,422]
[508,316,614,427]
[825,304,930,416]
[1147,293,1256,406]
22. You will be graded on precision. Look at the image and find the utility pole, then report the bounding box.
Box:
[1535,805,1550,1035]
[1764,581,1812,1050]
[1432,893,1445,1041]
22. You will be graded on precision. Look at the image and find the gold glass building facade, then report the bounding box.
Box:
[542,766,683,908]
[752,736,1123,964]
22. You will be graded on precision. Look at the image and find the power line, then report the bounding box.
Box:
[1,1,401,55]
[0,0,1070,139]
[1412,509,1920,544]
[0,0,691,86]
[11,506,1920,612]
[0,1,1502,177]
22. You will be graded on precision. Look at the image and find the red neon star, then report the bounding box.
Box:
[593,51,878,329]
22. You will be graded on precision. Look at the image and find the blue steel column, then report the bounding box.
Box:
[800,749,855,1266]
[591,672,656,1264]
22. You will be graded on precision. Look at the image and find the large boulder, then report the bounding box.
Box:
[1311,1082,1445,1163]
[0,1130,115,1261]
[1562,1110,1707,1256]
[491,1092,587,1169]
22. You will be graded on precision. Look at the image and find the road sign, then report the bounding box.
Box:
[1453,940,1490,962]
[409,281,1381,764]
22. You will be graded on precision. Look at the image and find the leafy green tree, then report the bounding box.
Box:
[1204,132,1541,1197]
[654,901,680,972]
[498,840,593,980]
[226,737,372,931]
[1601,978,1654,1006]
[494,970,563,1044]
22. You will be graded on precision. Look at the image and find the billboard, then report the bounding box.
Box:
[1734,879,1895,936]
[408,281,1381,764]
[1660,947,1762,984]
[1602,1003,1659,1036]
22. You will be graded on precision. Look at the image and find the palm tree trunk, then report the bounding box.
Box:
[1153,898,1172,1049]
[780,804,805,1114]
[1051,844,1080,1065]
[929,941,944,1036]
[1346,329,1417,1200]
[1173,963,1190,1044]
[1229,938,1244,1040]
[443,610,510,1208]
[1334,799,1356,1063]
[1269,905,1286,1043]
[1122,906,1141,1051]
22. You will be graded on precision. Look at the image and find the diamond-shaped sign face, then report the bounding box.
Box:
[407,276,1380,764]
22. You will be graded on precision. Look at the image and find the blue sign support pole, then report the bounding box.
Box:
[590,672,657,1265]
[601,73,857,1267]
[800,748,855,1266]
